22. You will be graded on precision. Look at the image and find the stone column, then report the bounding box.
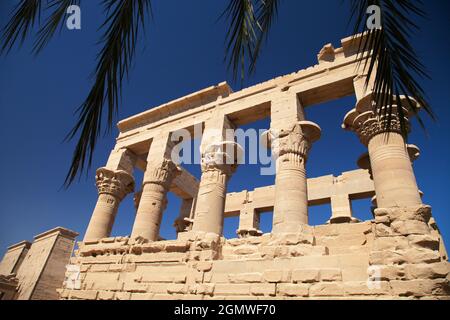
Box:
[191,144,240,235]
[191,115,242,236]
[264,91,321,232]
[130,158,180,241]
[84,168,134,241]
[358,144,423,208]
[343,93,422,208]
[264,121,321,232]
[84,148,136,241]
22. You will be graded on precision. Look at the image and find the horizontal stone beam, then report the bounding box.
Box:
[170,169,199,200]
[224,169,374,217]
[115,35,370,154]
[135,157,199,200]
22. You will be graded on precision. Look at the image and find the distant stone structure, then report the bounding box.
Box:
[0,228,78,300]
[1,34,449,300]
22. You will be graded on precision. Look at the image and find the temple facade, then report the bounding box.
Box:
[1,34,449,300]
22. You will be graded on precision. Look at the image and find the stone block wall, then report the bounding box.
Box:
[0,227,78,300]
[0,241,31,276]
[60,206,449,300]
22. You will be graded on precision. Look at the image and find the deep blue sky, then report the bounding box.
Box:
[1,1,449,257]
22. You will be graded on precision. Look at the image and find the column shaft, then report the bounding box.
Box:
[266,121,321,233]
[84,193,120,240]
[130,159,179,241]
[273,155,308,230]
[84,168,134,242]
[191,114,241,236]
[368,133,421,208]
[131,182,167,240]
[192,168,229,235]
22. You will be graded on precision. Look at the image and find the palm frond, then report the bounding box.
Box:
[1,0,42,54]
[249,0,279,73]
[33,0,80,54]
[64,0,152,186]
[221,0,259,82]
[350,0,433,137]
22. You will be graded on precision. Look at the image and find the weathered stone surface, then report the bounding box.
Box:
[343,281,391,296]
[408,234,440,250]
[391,220,430,236]
[250,284,276,296]
[196,261,213,272]
[310,283,344,297]
[70,290,98,300]
[404,262,450,280]
[390,279,450,297]
[404,248,441,264]
[292,269,320,283]
[320,268,342,282]
[97,291,115,300]
[372,236,409,251]
[277,283,309,297]
[214,284,250,296]
[376,265,406,281]
[316,234,367,247]
[229,273,263,283]
[262,270,290,283]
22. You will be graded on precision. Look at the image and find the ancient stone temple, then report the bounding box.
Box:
[2,34,448,300]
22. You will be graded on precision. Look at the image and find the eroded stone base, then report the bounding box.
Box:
[60,206,450,300]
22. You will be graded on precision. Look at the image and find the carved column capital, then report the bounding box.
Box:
[143,158,181,189]
[263,121,321,163]
[343,95,418,146]
[200,141,243,177]
[95,168,135,200]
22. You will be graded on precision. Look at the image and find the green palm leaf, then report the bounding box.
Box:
[1,0,42,54]
[350,0,434,136]
[64,0,152,186]
[249,0,279,73]
[0,0,435,186]
[222,0,280,81]
[33,0,80,54]
[221,0,259,82]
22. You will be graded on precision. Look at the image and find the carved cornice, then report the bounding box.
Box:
[95,168,135,200]
[143,158,181,189]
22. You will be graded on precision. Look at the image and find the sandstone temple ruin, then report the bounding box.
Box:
[1,34,449,300]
